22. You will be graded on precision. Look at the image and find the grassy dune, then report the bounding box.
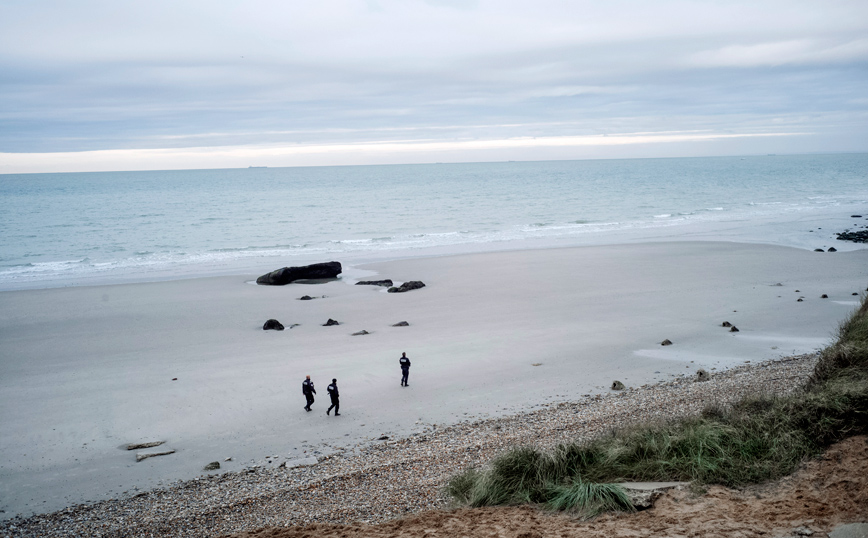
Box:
[446,295,868,516]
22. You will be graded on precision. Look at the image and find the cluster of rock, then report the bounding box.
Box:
[835,215,868,243]
[836,230,868,243]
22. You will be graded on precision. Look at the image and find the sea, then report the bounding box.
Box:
[1,154,867,291]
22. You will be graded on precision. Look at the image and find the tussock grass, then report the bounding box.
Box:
[446,293,868,514]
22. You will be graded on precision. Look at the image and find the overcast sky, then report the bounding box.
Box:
[1,0,867,173]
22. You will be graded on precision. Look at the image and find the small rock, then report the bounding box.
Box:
[225,457,232,461]
[696,369,711,382]
[827,247,837,252]
[356,280,393,287]
[729,326,739,332]
[126,441,165,451]
[378,435,390,440]
[392,321,410,327]
[352,330,369,336]
[203,461,220,471]
[611,380,625,390]
[798,298,804,302]
[136,450,175,462]
[852,215,863,218]
[299,295,313,301]
[821,294,828,299]
[278,461,286,468]
[814,248,825,252]
[323,319,340,326]
[661,339,673,346]
[263,319,285,330]
[721,321,732,327]
[387,281,426,293]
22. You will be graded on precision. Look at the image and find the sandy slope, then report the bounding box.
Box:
[227,436,868,538]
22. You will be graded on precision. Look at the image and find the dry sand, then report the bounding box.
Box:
[1,241,866,519]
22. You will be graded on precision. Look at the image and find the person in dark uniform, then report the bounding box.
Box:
[302,375,316,412]
[327,378,340,416]
[399,352,411,386]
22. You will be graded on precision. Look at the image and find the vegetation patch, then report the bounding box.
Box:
[446,294,868,514]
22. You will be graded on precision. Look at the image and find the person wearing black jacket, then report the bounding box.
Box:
[302,375,316,412]
[399,352,411,387]
[327,378,340,416]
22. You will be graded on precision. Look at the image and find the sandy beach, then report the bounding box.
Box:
[1,241,866,524]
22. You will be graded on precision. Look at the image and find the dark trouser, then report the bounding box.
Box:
[305,394,314,410]
[328,398,339,414]
[401,369,409,386]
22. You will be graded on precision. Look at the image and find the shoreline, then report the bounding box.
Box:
[3,206,867,293]
[1,240,866,524]
[0,353,821,536]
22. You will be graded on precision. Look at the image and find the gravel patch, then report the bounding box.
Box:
[0,354,818,538]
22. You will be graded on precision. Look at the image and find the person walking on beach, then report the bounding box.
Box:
[302,375,316,412]
[399,352,411,387]
[327,378,340,416]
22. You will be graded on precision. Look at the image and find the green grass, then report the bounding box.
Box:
[446,293,868,514]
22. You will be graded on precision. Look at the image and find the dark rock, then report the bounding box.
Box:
[299,295,313,301]
[172,378,178,381]
[263,319,285,331]
[696,369,711,382]
[854,293,860,296]
[278,461,286,468]
[798,298,804,302]
[852,215,863,218]
[795,290,800,292]
[203,461,220,471]
[821,294,828,298]
[378,435,389,441]
[392,321,410,327]
[387,281,426,293]
[356,280,393,287]
[352,330,369,336]
[814,248,825,252]
[323,319,340,326]
[256,261,342,285]
[721,321,732,327]
[729,326,739,332]
[828,247,837,252]
[661,339,673,346]
[611,380,625,390]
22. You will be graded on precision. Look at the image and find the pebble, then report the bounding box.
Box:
[0,354,819,538]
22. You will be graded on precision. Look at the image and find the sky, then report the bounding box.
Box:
[1,0,867,173]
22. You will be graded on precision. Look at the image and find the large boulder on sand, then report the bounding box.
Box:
[263,319,285,331]
[256,262,342,285]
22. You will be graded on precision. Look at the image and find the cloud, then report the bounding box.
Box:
[0,1,867,170]
[688,38,868,68]
[0,130,811,174]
